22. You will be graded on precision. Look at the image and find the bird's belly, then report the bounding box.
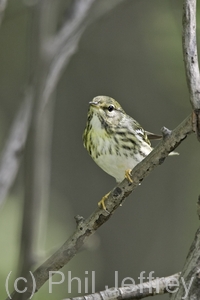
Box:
[94,152,144,182]
[89,129,152,182]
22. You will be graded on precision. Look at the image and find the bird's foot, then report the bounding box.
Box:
[125,169,133,183]
[98,192,110,211]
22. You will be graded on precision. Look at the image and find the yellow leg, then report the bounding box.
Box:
[98,192,110,210]
[125,169,133,183]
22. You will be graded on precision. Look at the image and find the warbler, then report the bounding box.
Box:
[83,95,173,210]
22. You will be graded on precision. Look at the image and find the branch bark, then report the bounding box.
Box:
[6,113,193,300]
[170,1,200,299]
[182,0,200,139]
[65,273,181,300]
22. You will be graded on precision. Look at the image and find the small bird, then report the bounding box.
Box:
[83,96,173,210]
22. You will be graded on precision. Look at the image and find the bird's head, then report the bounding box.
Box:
[88,96,125,127]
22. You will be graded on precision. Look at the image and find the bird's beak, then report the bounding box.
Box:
[89,101,98,107]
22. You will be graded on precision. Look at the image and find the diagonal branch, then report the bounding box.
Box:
[65,272,181,300]
[6,113,193,300]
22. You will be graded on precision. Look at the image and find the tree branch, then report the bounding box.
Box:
[170,1,200,298]
[48,0,96,56]
[12,2,58,299]
[65,273,181,300]
[4,1,127,299]
[4,1,196,299]
[0,91,33,207]
[0,0,7,26]
[41,0,126,111]
[182,0,200,139]
[170,225,200,300]
[6,113,193,299]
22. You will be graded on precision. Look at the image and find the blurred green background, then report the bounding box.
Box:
[0,0,199,299]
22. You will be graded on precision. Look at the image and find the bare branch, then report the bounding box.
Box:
[0,91,33,207]
[41,28,85,111]
[65,273,180,300]
[0,0,7,26]
[182,0,200,109]
[169,4,200,298]
[41,0,126,111]
[12,3,57,299]
[171,226,200,300]
[41,0,97,111]
[182,0,200,139]
[6,2,128,299]
[49,0,96,56]
[7,113,193,299]
[48,0,126,57]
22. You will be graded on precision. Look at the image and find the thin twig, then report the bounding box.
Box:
[0,91,33,207]
[65,273,181,300]
[6,113,193,300]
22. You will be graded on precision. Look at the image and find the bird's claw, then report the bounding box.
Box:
[125,169,133,183]
[98,192,110,211]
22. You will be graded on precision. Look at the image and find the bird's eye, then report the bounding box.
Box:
[107,105,114,112]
